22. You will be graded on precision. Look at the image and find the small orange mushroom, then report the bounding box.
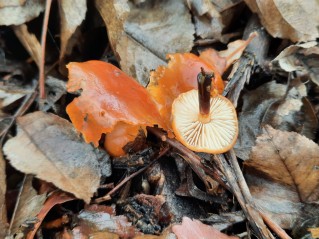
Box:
[66,61,165,156]
[147,53,224,133]
[171,69,238,154]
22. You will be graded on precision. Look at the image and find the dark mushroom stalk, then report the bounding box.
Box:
[198,67,214,123]
[171,68,238,153]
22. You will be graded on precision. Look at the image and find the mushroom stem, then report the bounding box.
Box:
[197,68,214,117]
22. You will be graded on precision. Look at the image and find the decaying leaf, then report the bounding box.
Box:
[234,80,317,160]
[66,61,164,150]
[0,150,7,237]
[39,76,66,112]
[121,194,172,234]
[172,217,238,239]
[147,53,224,132]
[9,175,47,236]
[58,0,87,60]
[245,125,319,228]
[244,0,319,42]
[77,204,140,238]
[3,111,107,203]
[186,0,243,43]
[0,0,26,8]
[95,0,194,85]
[272,41,319,86]
[0,0,45,26]
[12,24,41,67]
[26,191,74,239]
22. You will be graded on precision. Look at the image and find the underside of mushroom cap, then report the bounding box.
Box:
[172,89,238,154]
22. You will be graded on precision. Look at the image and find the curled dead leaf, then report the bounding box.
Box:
[95,0,194,85]
[0,0,45,26]
[3,111,106,203]
[245,0,319,41]
[245,125,319,228]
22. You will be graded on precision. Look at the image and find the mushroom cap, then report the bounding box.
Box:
[172,89,238,154]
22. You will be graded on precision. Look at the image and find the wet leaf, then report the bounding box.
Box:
[9,175,47,236]
[95,0,194,85]
[245,125,319,228]
[172,217,238,239]
[272,41,319,86]
[3,111,106,203]
[244,0,319,42]
[234,81,317,160]
[58,0,86,60]
[147,53,224,132]
[0,0,45,26]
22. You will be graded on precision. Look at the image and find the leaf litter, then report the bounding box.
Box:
[1,1,319,238]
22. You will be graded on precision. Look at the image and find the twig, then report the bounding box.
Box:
[0,90,38,144]
[94,146,170,203]
[259,211,292,239]
[213,154,272,239]
[148,127,230,191]
[223,15,270,107]
[39,0,52,99]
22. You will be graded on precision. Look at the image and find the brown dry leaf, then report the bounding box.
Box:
[234,80,317,160]
[9,175,47,236]
[95,0,194,85]
[272,41,319,86]
[245,0,319,42]
[245,125,319,228]
[58,0,86,60]
[172,217,238,239]
[26,191,74,239]
[0,0,45,26]
[0,150,7,237]
[12,24,41,67]
[3,111,108,203]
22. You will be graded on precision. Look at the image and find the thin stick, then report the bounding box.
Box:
[214,154,272,239]
[94,146,169,203]
[148,127,230,191]
[259,211,292,239]
[39,0,52,99]
[0,90,38,143]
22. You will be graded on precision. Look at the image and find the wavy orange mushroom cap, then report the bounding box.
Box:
[171,69,238,154]
[147,53,224,133]
[66,61,165,156]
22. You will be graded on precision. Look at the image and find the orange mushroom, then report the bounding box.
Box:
[171,69,238,154]
[104,123,145,157]
[147,53,224,133]
[66,61,165,156]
